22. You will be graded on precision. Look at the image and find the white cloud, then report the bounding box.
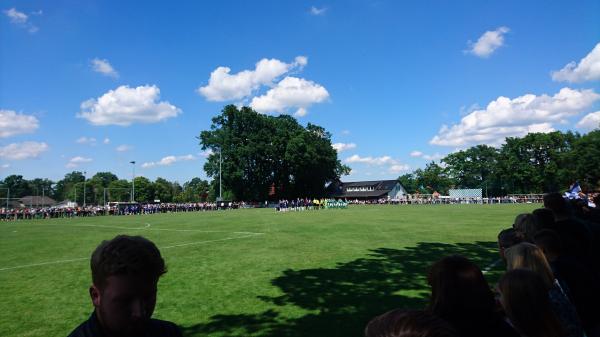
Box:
[199,149,213,158]
[410,151,423,157]
[77,85,181,126]
[310,6,327,15]
[3,8,38,33]
[389,164,410,173]
[552,43,600,83]
[341,130,351,135]
[430,87,600,147]
[4,8,27,23]
[198,56,307,101]
[66,156,92,168]
[141,154,196,168]
[91,58,119,78]
[1,164,9,169]
[0,141,48,160]
[116,144,133,152]
[76,137,96,145]
[576,111,600,131]
[250,76,329,116]
[466,26,509,58]
[103,138,110,144]
[332,142,357,152]
[345,155,395,165]
[0,109,39,138]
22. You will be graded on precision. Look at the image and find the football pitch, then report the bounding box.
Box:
[0,204,537,337]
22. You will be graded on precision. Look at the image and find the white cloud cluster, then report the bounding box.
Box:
[3,8,38,33]
[410,151,444,161]
[0,109,39,138]
[103,138,110,144]
[344,154,410,174]
[310,6,327,15]
[332,142,357,152]
[0,141,48,160]
[576,111,600,131]
[466,26,509,58]
[552,43,600,83]
[430,87,600,147]
[66,156,92,168]
[78,85,181,126]
[141,154,195,168]
[250,77,329,116]
[116,144,133,152]
[91,58,119,78]
[76,136,96,145]
[198,56,307,101]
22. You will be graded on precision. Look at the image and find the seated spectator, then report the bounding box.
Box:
[365,309,458,337]
[498,269,564,337]
[534,230,600,337]
[544,192,595,272]
[497,228,524,261]
[532,208,555,231]
[67,235,181,337]
[427,255,519,337]
[505,242,584,337]
[513,213,539,242]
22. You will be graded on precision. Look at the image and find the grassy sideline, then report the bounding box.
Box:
[0,204,538,337]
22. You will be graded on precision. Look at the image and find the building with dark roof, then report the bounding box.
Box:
[328,180,407,200]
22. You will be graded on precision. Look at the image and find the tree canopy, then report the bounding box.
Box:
[199,105,350,200]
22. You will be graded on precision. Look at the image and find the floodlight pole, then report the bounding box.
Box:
[83,171,87,207]
[219,147,222,201]
[130,161,136,202]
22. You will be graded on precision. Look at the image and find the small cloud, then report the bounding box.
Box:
[341,130,351,135]
[77,85,181,126]
[332,142,357,152]
[344,154,395,165]
[3,7,39,33]
[410,151,423,157]
[199,149,213,158]
[576,111,600,131]
[75,137,97,145]
[389,164,410,174]
[103,138,110,144]
[116,144,133,152]
[66,156,92,168]
[552,42,600,83]
[0,141,48,160]
[250,76,329,116]
[0,109,39,138]
[1,164,10,169]
[310,6,327,15]
[465,26,510,58]
[141,154,196,168]
[91,58,119,78]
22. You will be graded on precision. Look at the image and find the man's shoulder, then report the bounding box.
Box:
[66,316,100,337]
[148,318,183,337]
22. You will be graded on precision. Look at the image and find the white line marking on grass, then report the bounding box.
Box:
[0,233,265,272]
[17,222,264,235]
[0,257,88,271]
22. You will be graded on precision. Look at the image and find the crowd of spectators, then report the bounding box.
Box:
[350,195,546,205]
[276,198,348,211]
[365,192,600,337]
[0,201,248,220]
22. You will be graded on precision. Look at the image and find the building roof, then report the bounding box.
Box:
[19,196,57,206]
[329,179,403,198]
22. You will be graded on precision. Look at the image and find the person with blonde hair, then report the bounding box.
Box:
[504,243,584,337]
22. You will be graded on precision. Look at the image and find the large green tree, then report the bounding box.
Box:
[199,105,349,200]
[2,175,32,198]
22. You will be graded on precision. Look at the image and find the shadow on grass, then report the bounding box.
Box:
[181,241,502,337]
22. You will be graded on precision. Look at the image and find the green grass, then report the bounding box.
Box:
[0,204,538,337]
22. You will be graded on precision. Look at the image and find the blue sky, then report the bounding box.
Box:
[1,0,599,184]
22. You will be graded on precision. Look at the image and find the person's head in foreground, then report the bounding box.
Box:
[68,235,181,337]
[499,269,564,337]
[365,309,458,337]
[503,242,554,288]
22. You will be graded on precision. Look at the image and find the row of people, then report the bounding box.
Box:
[367,192,600,337]
[276,198,348,211]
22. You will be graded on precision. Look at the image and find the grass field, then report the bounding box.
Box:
[0,204,538,337]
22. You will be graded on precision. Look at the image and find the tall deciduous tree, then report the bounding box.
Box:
[199,105,349,200]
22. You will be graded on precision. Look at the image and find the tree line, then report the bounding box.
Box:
[399,130,600,196]
[1,172,212,205]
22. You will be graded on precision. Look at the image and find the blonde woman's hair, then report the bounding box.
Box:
[504,242,554,289]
